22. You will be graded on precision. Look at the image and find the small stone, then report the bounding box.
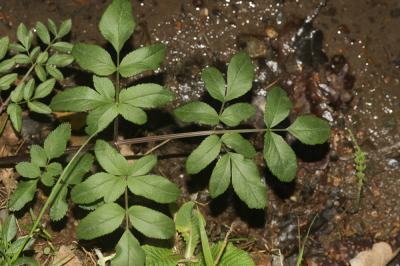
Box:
[199,7,209,17]
[387,158,399,169]
[265,26,278,39]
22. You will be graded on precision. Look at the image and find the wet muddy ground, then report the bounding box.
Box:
[0,0,399,265]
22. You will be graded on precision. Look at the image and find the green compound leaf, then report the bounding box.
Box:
[95,140,129,176]
[77,203,125,240]
[230,153,267,209]
[41,162,63,187]
[93,75,115,99]
[50,86,111,112]
[226,53,254,101]
[85,104,119,135]
[128,154,157,176]
[175,201,199,259]
[3,214,17,242]
[7,103,22,132]
[36,51,48,64]
[143,245,182,266]
[103,177,126,203]
[264,86,292,128]
[127,175,181,203]
[99,0,135,53]
[128,205,175,240]
[49,186,68,221]
[35,22,50,44]
[52,42,73,53]
[112,230,145,266]
[202,66,225,102]
[0,36,9,60]
[27,101,52,114]
[8,180,38,211]
[30,145,47,167]
[33,78,56,100]
[0,73,17,91]
[72,43,116,76]
[17,23,32,50]
[287,115,331,145]
[209,154,231,198]
[71,172,116,204]
[174,101,219,126]
[119,83,173,108]
[186,135,221,174]
[47,54,74,67]
[47,19,57,36]
[0,58,15,73]
[16,162,40,179]
[117,103,147,125]
[35,65,47,82]
[119,43,166,78]
[220,103,256,127]
[221,133,256,158]
[10,82,24,103]
[264,131,297,182]
[44,123,71,160]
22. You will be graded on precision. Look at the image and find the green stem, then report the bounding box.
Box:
[11,133,96,262]
[124,187,129,230]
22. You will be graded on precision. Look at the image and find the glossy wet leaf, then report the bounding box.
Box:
[77,203,125,240]
[119,44,166,77]
[99,0,135,53]
[226,53,254,101]
[186,135,221,174]
[128,205,175,239]
[174,101,219,126]
[72,43,116,76]
[264,131,297,182]
[209,154,231,198]
[287,115,330,145]
[230,153,267,209]
[264,86,292,128]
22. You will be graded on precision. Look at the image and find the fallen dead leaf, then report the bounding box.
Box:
[349,242,393,266]
[52,245,82,266]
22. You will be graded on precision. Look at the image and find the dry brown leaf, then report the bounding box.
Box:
[349,242,393,266]
[52,245,82,266]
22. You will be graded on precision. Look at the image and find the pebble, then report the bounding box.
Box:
[387,158,399,169]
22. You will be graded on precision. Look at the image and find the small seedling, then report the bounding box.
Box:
[348,129,367,206]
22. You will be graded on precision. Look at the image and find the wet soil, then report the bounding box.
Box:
[0,0,399,265]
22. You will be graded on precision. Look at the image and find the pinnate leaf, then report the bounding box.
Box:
[49,186,68,221]
[7,103,22,132]
[85,104,119,135]
[44,123,71,160]
[30,145,47,167]
[119,44,166,77]
[77,203,125,240]
[16,162,40,179]
[264,86,292,128]
[8,180,38,211]
[143,245,182,266]
[93,75,115,99]
[33,78,56,99]
[72,43,116,76]
[209,154,231,198]
[119,83,173,108]
[117,103,147,125]
[99,0,135,53]
[112,230,145,266]
[95,140,129,175]
[128,205,175,239]
[186,135,221,174]
[50,86,110,112]
[35,22,50,44]
[0,73,17,91]
[128,154,157,176]
[0,36,9,60]
[174,102,219,126]
[202,66,225,102]
[58,19,72,38]
[221,133,256,158]
[230,153,267,209]
[27,101,52,114]
[71,172,116,204]
[226,53,254,101]
[287,115,330,145]
[65,153,94,185]
[220,103,256,127]
[264,131,297,182]
[127,175,181,203]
